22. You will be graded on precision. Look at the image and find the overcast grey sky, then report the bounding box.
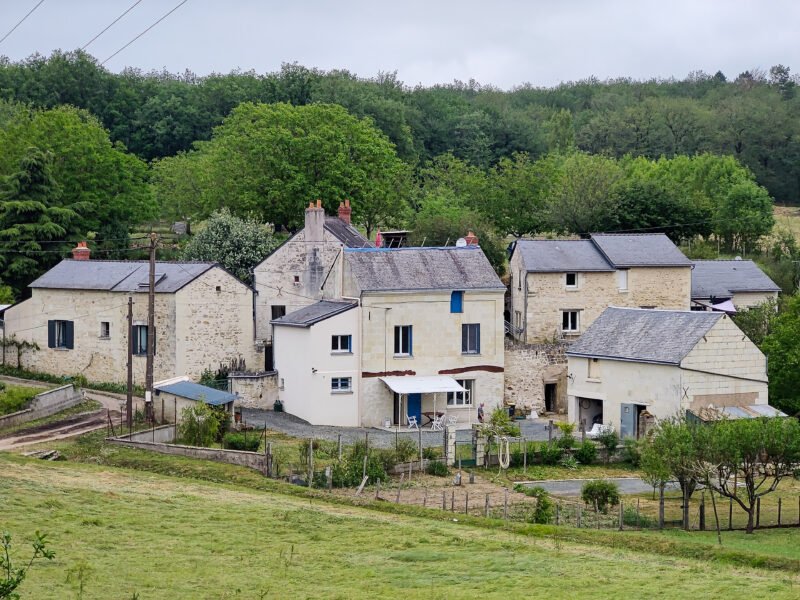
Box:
[1,0,797,88]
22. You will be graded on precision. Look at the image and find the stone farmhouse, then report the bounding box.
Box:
[507,233,692,343]
[565,307,770,438]
[1,245,260,386]
[252,200,371,370]
[690,259,780,312]
[271,244,506,428]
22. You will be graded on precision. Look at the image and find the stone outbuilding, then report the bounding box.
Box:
[2,246,261,386]
[690,259,780,312]
[565,307,769,438]
[154,377,236,423]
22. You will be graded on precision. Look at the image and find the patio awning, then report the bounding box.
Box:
[379,375,465,395]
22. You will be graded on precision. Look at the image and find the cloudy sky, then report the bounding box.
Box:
[1,0,797,88]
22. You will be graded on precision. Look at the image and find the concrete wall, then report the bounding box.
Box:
[503,339,569,414]
[3,266,258,385]
[229,373,279,410]
[0,384,82,429]
[273,307,360,426]
[517,266,691,343]
[357,290,505,428]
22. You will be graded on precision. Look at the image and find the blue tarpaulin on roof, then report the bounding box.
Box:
[155,381,236,406]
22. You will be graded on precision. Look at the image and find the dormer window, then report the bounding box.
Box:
[565,273,577,288]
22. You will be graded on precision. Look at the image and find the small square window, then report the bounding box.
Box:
[293,275,300,283]
[99,321,110,339]
[394,325,412,356]
[331,335,352,353]
[331,377,352,392]
[271,305,286,320]
[565,273,577,287]
[215,285,221,292]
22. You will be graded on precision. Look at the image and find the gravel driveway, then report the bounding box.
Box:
[240,408,553,449]
[521,478,681,496]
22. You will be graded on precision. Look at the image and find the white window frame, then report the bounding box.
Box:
[331,377,352,392]
[99,321,110,339]
[617,269,629,291]
[447,379,474,407]
[565,272,578,288]
[561,310,579,333]
[394,325,412,357]
[462,323,480,355]
[331,334,352,353]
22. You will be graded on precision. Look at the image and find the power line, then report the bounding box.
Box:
[0,236,149,246]
[0,0,45,47]
[81,0,143,50]
[100,0,188,66]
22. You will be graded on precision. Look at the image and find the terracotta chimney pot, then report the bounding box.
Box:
[338,198,352,224]
[72,240,91,260]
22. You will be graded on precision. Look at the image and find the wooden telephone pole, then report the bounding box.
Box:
[145,232,156,418]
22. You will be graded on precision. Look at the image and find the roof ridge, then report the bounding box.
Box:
[591,232,668,237]
[63,258,218,265]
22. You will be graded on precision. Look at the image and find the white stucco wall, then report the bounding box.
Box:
[273,307,360,426]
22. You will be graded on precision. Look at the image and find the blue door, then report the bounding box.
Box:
[407,393,422,425]
[620,403,636,439]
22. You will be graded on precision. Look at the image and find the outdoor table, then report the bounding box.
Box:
[421,411,444,427]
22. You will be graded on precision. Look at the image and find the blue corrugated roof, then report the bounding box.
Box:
[155,381,236,405]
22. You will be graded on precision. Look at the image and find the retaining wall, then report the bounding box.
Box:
[229,372,279,409]
[0,384,82,429]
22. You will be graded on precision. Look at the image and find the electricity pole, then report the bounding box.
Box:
[126,295,133,429]
[145,232,156,419]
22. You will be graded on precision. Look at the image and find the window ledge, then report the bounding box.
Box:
[393,354,413,359]
[331,390,353,395]
[462,352,481,356]
[331,351,353,355]
[98,336,110,340]
[586,378,602,383]
[618,289,629,293]
[53,347,70,351]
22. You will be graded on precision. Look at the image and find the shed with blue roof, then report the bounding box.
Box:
[154,377,236,422]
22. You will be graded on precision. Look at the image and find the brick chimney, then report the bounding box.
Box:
[337,199,352,224]
[305,200,325,242]
[72,240,91,260]
[464,230,479,246]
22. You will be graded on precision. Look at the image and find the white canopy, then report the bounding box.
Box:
[379,375,465,395]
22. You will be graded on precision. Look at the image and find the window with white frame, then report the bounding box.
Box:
[447,379,474,406]
[132,325,154,355]
[331,334,352,353]
[462,323,480,354]
[394,325,412,356]
[331,377,352,392]
[561,310,579,333]
[565,272,578,288]
[99,321,110,339]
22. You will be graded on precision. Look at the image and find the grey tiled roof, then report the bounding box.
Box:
[591,234,692,267]
[155,381,236,405]
[344,246,505,292]
[29,260,217,293]
[691,260,780,299]
[566,307,722,365]
[513,239,614,272]
[324,217,372,248]
[271,300,357,327]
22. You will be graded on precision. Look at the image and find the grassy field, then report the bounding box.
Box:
[2,453,799,600]
[0,398,102,435]
[0,384,41,416]
[774,205,800,241]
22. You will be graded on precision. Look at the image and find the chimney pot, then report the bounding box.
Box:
[72,240,91,260]
[316,199,322,208]
[338,198,352,224]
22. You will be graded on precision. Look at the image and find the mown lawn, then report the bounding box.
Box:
[2,454,798,600]
[0,398,102,434]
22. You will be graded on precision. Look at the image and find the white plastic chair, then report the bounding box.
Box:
[406,415,419,430]
[447,415,458,427]
[586,423,612,439]
[430,414,445,432]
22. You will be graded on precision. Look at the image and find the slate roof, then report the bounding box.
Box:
[591,234,692,268]
[344,246,505,292]
[566,307,722,365]
[324,217,372,248]
[28,260,218,293]
[271,300,357,327]
[513,239,614,272]
[691,260,781,299]
[154,381,236,406]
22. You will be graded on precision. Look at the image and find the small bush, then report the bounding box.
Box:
[374,448,399,473]
[0,385,38,416]
[597,429,620,463]
[560,455,578,470]
[330,455,387,487]
[574,441,598,465]
[426,460,449,477]
[178,403,221,447]
[622,505,656,528]
[539,444,563,466]
[622,439,642,466]
[581,480,620,512]
[394,436,418,463]
[422,446,440,460]
[532,494,554,524]
[222,432,260,452]
[555,422,576,449]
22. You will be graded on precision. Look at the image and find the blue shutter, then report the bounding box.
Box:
[47,320,56,348]
[450,291,463,313]
[64,321,74,349]
[346,335,352,352]
[620,403,636,439]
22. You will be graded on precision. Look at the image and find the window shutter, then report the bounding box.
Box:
[65,321,74,349]
[450,291,463,313]
[47,320,56,348]
[476,324,480,354]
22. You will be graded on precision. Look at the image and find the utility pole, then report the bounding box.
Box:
[145,232,156,419]
[126,295,133,429]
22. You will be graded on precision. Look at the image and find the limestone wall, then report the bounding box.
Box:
[229,373,279,410]
[503,339,569,414]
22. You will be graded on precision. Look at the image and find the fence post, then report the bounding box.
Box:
[465,492,469,515]
[728,499,733,531]
[682,486,689,531]
[555,503,559,526]
[778,497,782,526]
[756,497,761,528]
[442,490,447,511]
[577,504,582,528]
[423,486,428,507]
[699,492,706,531]
[418,426,422,463]
[362,455,367,481]
[375,477,381,500]
[395,473,404,503]
[408,459,413,486]
[548,419,553,448]
[658,486,664,530]
[484,493,490,518]
[636,498,640,529]
[337,434,342,459]
[595,500,599,530]
[581,419,586,443]
[522,437,527,477]
[503,488,508,520]
[267,442,273,478]
[619,501,623,531]
[326,466,332,491]
[451,490,455,512]
[308,438,314,489]
[173,399,177,440]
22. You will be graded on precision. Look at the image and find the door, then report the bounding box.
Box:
[620,403,636,439]
[407,393,422,425]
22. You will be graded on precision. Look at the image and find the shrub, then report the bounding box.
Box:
[581,480,620,512]
[394,436,418,463]
[622,439,642,466]
[560,455,578,470]
[0,385,38,416]
[532,494,555,524]
[222,432,259,452]
[555,422,576,449]
[178,403,221,447]
[574,441,598,465]
[331,455,388,487]
[422,446,440,460]
[597,429,620,463]
[622,505,656,528]
[426,460,449,476]
[539,444,563,466]
[374,448,399,473]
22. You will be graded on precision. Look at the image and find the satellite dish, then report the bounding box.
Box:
[455,238,467,247]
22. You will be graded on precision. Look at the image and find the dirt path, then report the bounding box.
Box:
[0,390,123,450]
